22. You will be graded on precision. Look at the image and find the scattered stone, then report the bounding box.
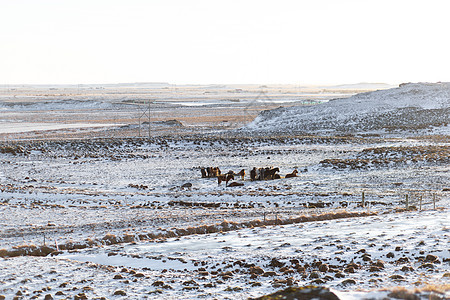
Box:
[182,279,199,286]
[335,272,345,278]
[369,266,382,272]
[396,257,410,264]
[249,266,264,275]
[269,258,285,268]
[362,255,372,262]
[152,281,164,287]
[341,279,357,285]
[372,260,385,269]
[113,290,127,296]
[309,272,320,279]
[425,254,438,262]
[387,252,395,258]
[250,286,340,300]
[418,263,435,269]
[389,274,405,280]
[224,286,243,292]
[344,267,355,273]
[113,274,124,280]
[74,293,88,300]
[44,295,53,300]
[319,264,329,272]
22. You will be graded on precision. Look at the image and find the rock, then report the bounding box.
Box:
[395,246,402,251]
[44,295,53,300]
[335,272,345,278]
[74,293,88,300]
[309,272,320,279]
[182,279,199,286]
[319,264,329,272]
[269,258,285,268]
[362,255,372,262]
[341,279,357,285]
[249,266,265,275]
[113,274,124,280]
[387,252,395,258]
[400,266,414,272]
[389,274,405,280]
[283,269,295,275]
[369,266,382,272]
[113,290,127,296]
[310,279,326,285]
[181,183,192,188]
[262,271,277,277]
[372,260,385,268]
[55,291,64,296]
[396,257,410,264]
[425,254,438,262]
[418,263,435,269]
[250,286,340,300]
[152,281,164,287]
[344,267,355,273]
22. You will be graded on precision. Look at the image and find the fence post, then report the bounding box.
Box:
[361,192,365,208]
[263,212,266,222]
[405,194,409,210]
[419,196,422,211]
[433,193,436,210]
[275,213,278,225]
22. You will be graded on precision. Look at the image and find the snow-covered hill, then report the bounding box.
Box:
[244,82,450,136]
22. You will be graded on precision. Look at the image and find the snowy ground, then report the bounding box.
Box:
[0,83,449,299]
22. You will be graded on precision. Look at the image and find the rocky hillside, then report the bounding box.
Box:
[244,82,450,136]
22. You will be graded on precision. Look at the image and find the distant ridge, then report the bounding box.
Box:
[242,82,450,136]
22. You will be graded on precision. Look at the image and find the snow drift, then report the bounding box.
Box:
[244,82,450,136]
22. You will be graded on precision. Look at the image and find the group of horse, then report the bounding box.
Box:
[200,166,302,187]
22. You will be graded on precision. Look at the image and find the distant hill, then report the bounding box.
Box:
[242,82,450,136]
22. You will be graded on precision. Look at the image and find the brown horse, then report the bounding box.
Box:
[237,169,245,180]
[218,173,234,186]
[285,169,298,178]
[250,167,257,181]
[206,167,221,178]
[264,167,280,180]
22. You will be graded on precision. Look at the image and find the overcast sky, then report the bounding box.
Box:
[1,0,450,85]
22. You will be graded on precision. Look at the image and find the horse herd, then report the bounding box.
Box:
[200,166,305,187]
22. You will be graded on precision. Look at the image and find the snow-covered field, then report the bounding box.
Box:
[0,83,449,299]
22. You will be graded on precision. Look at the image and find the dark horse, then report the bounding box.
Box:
[264,167,280,180]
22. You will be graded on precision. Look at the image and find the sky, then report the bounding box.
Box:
[1,0,450,85]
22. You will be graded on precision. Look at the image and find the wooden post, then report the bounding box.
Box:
[433,193,436,210]
[362,192,365,208]
[405,194,409,210]
[263,212,266,222]
[43,233,46,246]
[419,196,422,211]
[275,213,278,225]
